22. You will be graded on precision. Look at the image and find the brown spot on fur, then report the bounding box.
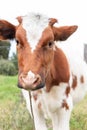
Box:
[62,100,69,110]
[65,85,70,97]
[80,75,84,83]
[33,93,38,101]
[33,90,42,101]
[38,102,42,109]
[72,74,77,90]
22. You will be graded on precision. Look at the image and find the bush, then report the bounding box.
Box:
[0,41,11,59]
[0,59,17,76]
[11,53,18,73]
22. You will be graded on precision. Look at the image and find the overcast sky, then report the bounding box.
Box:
[0,0,87,57]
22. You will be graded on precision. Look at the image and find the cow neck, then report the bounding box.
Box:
[45,47,70,92]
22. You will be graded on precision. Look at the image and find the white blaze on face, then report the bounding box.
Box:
[22,13,49,52]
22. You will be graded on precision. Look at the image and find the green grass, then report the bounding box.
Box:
[0,75,87,130]
[0,75,33,130]
[70,95,87,130]
[0,75,19,103]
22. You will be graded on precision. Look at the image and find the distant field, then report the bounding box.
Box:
[0,75,87,130]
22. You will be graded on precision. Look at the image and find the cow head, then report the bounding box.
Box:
[0,13,78,90]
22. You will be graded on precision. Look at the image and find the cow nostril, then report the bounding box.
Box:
[33,75,41,85]
[33,78,38,84]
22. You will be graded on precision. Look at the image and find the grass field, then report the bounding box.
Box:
[0,75,87,130]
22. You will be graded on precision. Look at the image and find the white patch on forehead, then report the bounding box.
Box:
[22,13,49,52]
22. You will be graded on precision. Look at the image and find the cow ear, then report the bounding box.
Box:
[49,18,58,26]
[52,25,78,41]
[0,20,16,40]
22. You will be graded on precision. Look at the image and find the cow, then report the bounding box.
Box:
[0,12,87,130]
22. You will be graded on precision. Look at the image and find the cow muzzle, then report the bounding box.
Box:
[18,71,45,90]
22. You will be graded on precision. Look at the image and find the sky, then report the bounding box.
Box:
[0,0,87,58]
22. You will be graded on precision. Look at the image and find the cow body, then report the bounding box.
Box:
[22,48,87,130]
[0,12,86,130]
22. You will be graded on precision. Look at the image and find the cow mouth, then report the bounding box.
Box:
[31,82,45,90]
[17,77,45,91]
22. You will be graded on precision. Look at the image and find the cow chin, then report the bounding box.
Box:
[17,81,45,91]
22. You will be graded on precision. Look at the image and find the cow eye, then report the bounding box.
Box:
[48,41,54,48]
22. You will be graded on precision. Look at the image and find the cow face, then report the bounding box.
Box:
[0,13,78,90]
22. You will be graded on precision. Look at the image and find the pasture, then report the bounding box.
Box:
[0,75,87,130]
